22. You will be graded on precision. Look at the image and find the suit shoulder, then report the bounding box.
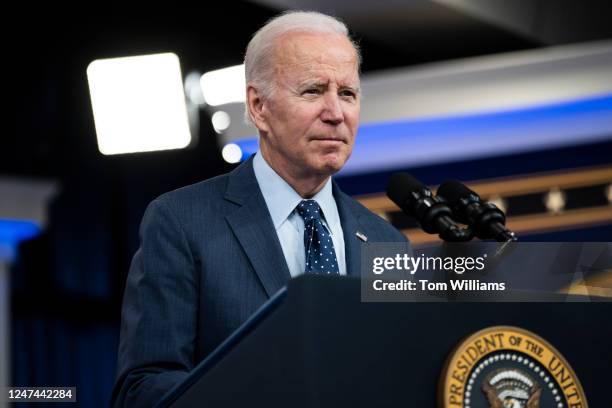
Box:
[153,172,230,210]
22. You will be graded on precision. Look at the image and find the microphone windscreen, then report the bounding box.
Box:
[386,173,424,207]
[437,180,478,204]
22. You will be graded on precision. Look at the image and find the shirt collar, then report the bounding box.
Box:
[253,152,338,231]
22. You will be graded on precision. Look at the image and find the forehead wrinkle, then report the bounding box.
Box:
[272,32,359,88]
[275,31,356,61]
[297,76,360,92]
[277,51,357,75]
[276,58,360,91]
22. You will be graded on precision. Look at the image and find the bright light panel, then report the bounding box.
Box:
[200,64,246,106]
[87,53,191,155]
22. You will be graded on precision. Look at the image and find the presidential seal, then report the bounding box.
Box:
[439,326,587,408]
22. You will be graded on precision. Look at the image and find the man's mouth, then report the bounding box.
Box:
[310,136,346,143]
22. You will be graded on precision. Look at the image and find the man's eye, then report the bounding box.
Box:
[303,88,320,95]
[340,90,356,99]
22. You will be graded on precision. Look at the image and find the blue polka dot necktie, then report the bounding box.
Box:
[296,200,340,275]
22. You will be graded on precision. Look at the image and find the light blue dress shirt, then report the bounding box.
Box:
[253,152,347,277]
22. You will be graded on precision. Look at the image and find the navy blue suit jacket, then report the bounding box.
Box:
[111,156,409,407]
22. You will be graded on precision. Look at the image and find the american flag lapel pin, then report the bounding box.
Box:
[356,231,368,242]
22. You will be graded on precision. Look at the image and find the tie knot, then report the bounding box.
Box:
[296,200,323,222]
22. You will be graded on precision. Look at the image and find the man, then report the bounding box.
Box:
[112,11,409,407]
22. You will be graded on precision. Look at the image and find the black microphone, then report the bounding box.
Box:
[437,180,517,242]
[386,173,472,242]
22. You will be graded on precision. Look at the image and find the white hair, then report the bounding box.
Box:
[244,10,361,124]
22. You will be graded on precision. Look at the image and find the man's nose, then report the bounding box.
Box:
[320,92,344,125]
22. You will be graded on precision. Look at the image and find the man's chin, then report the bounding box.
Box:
[313,157,349,176]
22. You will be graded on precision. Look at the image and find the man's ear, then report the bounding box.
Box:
[246,84,269,133]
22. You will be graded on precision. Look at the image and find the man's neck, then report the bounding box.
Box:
[259,150,330,198]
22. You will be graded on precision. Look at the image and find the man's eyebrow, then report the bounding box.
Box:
[297,80,360,92]
[298,80,327,89]
[341,84,360,93]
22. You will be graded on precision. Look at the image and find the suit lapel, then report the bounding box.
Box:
[333,183,368,278]
[224,157,292,297]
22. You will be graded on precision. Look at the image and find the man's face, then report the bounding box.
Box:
[256,31,360,179]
